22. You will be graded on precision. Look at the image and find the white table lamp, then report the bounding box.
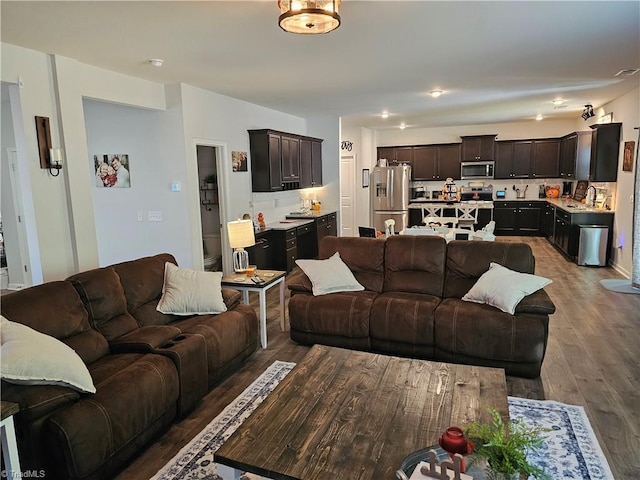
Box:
[227,219,256,272]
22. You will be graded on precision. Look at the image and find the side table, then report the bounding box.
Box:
[221,270,286,349]
[1,401,21,478]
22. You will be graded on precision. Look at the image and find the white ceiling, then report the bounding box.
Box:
[1,1,639,130]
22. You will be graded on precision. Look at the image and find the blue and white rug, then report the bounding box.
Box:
[151,362,614,480]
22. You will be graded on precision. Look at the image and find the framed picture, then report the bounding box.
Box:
[573,180,588,201]
[94,154,130,188]
[232,151,248,172]
[623,141,635,172]
[362,169,369,188]
[598,113,613,124]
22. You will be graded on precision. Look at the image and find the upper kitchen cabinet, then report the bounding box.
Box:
[576,123,622,182]
[249,129,324,192]
[250,130,284,192]
[559,131,591,179]
[495,140,532,179]
[377,146,413,165]
[281,135,300,183]
[461,135,497,161]
[409,144,461,180]
[531,139,560,178]
[300,138,323,188]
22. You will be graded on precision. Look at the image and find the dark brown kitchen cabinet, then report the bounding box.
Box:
[493,201,543,236]
[584,123,621,182]
[249,130,284,192]
[272,228,298,273]
[316,212,337,246]
[548,207,614,264]
[559,131,591,180]
[495,141,531,179]
[300,138,323,188]
[531,139,560,178]
[412,144,461,180]
[281,135,300,182]
[246,230,274,270]
[377,146,413,165]
[461,135,496,161]
[541,203,555,238]
[249,129,324,192]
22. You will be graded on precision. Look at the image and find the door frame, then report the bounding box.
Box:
[192,139,231,274]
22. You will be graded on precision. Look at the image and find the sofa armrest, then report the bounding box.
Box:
[515,289,556,315]
[222,288,241,310]
[287,269,313,293]
[109,325,182,353]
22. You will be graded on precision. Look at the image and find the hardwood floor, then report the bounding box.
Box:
[117,237,639,480]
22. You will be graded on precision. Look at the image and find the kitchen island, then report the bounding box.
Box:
[408,201,494,228]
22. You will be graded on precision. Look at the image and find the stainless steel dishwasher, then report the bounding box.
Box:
[577,225,608,266]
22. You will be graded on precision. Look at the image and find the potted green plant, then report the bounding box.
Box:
[204,173,217,189]
[464,408,549,480]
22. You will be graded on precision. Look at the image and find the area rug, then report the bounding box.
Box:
[151,362,614,480]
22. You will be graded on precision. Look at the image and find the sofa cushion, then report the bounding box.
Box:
[111,253,177,314]
[319,236,386,293]
[0,281,109,365]
[443,241,536,299]
[383,235,446,297]
[370,292,439,348]
[295,252,364,296]
[68,267,140,341]
[462,262,552,314]
[288,290,377,339]
[157,263,227,315]
[435,298,549,366]
[1,316,96,394]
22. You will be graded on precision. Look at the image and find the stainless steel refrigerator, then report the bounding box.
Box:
[371,165,411,233]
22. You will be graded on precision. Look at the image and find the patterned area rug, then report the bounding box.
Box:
[151,362,613,480]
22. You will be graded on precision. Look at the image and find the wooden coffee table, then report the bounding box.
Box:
[215,345,508,480]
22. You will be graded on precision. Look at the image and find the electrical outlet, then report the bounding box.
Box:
[148,211,163,222]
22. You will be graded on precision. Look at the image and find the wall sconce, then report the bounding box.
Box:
[226,219,256,272]
[35,116,63,177]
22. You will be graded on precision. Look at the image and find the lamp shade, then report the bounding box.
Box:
[227,219,255,249]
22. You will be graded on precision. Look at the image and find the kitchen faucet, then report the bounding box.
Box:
[586,185,597,207]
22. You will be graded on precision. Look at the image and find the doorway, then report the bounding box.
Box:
[197,145,222,271]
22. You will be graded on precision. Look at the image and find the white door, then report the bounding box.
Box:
[340,154,356,237]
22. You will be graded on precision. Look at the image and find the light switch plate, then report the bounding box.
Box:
[148,211,163,222]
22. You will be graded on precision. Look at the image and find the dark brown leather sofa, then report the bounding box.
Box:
[1,253,258,480]
[288,236,555,378]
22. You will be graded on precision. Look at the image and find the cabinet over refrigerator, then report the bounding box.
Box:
[371,165,411,233]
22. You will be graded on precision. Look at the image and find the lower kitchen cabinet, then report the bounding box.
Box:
[316,212,337,248]
[246,230,275,270]
[271,228,298,273]
[541,203,555,238]
[493,201,544,236]
[549,208,614,264]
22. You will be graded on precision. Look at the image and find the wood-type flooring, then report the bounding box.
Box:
[116,237,639,480]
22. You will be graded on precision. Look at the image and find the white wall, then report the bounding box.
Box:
[83,99,192,267]
[582,86,639,276]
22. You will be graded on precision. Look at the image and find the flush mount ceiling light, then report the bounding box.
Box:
[582,104,595,121]
[278,0,341,34]
[148,58,164,67]
[399,123,407,130]
[551,99,565,106]
[380,111,389,119]
[535,114,544,121]
[430,90,444,98]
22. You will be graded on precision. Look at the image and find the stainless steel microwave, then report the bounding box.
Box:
[461,161,494,180]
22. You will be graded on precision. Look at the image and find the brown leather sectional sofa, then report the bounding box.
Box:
[0,253,258,480]
[288,236,555,379]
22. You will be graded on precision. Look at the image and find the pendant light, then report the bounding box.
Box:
[278,0,341,34]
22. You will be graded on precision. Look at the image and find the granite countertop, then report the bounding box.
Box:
[409,201,494,208]
[265,218,315,231]
[546,197,614,214]
[285,210,336,219]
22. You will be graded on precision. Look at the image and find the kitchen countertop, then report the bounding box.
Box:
[409,201,494,208]
[545,197,613,214]
[265,218,315,231]
[285,210,336,219]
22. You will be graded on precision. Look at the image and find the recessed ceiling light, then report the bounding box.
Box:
[535,114,544,121]
[148,58,164,67]
[380,111,389,119]
[399,123,406,130]
[430,90,444,98]
[551,99,565,106]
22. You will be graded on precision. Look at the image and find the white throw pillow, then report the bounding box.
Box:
[295,252,364,296]
[0,316,96,394]
[156,262,227,315]
[462,262,552,314]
